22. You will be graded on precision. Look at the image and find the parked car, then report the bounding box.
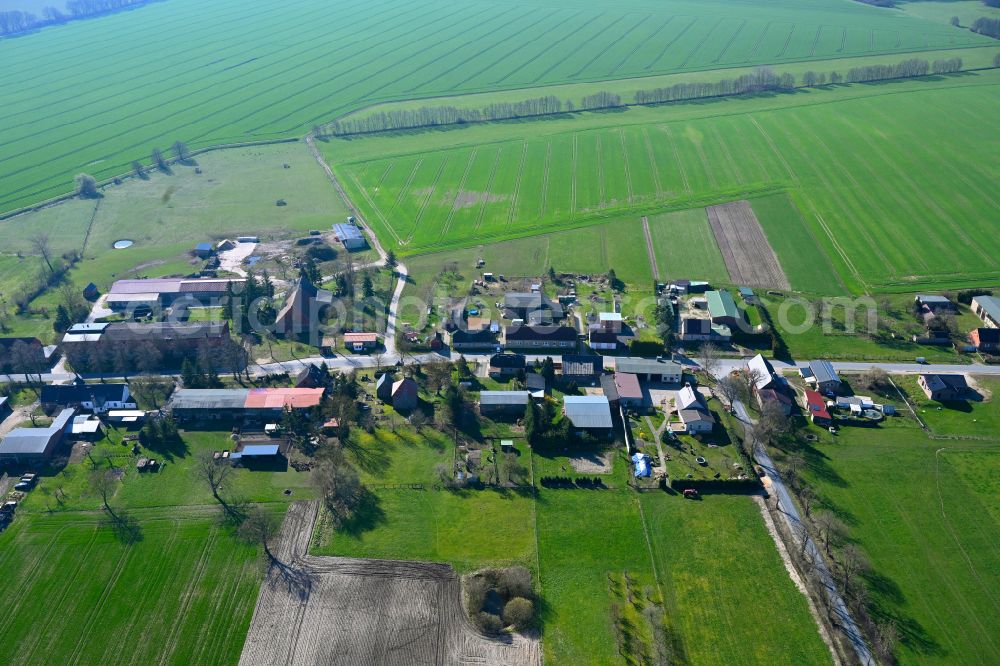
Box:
[19,474,37,488]
[14,482,32,492]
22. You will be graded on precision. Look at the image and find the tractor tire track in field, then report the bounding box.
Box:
[595,133,606,207]
[619,130,634,205]
[0,0,396,132]
[570,135,579,215]
[609,15,675,76]
[692,132,719,190]
[440,149,478,240]
[21,529,102,660]
[493,10,596,84]
[809,25,824,58]
[392,158,423,214]
[447,9,564,90]
[348,171,403,246]
[787,113,926,272]
[473,149,502,232]
[835,112,984,267]
[526,14,604,83]
[569,13,650,78]
[4,0,421,151]
[776,23,797,58]
[659,126,691,194]
[644,17,697,70]
[67,543,136,665]
[678,17,724,69]
[709,125,745,186]
[936,448,1000,618]
[408,156,450,242]
[540,141,552,217]
[744,21,774,63]
[156,529,220,666]
[404,8,542,93]
[748,116,797,183]
[375,161,395,192]
[0,525,71,639]
[362,6,522,99]
[641,128,664,198]
[713,19,748,64]
[871,460,996,655]
[106,523,183,666]
[838,27,847,53]
[641,216,660,282]
[507,141,528,227]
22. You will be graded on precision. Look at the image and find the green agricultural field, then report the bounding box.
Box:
[333,72,1000,294]
[0,511,261,665]
[799,418,1000,665]
[316,429,830,665]
[0,0,992,213]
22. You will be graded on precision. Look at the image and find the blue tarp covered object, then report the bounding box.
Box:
[631,452,651,478]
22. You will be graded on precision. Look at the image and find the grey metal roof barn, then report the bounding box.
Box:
[170,389,249,411]
[480,391,530,407]
[563,395,613,429]
[332,223,367,250]
[615,357,681,378]
[0,408,74,458]
[562,355,602,377]
[808,360,841,387]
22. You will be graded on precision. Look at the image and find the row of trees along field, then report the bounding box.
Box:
[0,0,150,36]
[327,56,977,136]
[972,17,1000,38]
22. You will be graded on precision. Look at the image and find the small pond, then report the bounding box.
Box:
[113,239,134,249]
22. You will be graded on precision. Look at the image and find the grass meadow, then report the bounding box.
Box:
[0,0,992,213]
[799,413,1000,665]
[333,72,1000,295]
[0,141,348,342]
[316,433,830,665]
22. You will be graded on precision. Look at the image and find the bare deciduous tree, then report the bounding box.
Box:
[813,511,845,555]
[29,233,55,274]
[697,342,720,379]
[238,507,279,561]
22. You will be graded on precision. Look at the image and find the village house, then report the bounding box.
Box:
[387,378,418,411]
[803,390,832,426]
[706,290,742,328]
[679,318,731,343]
[446,328,497,352]
[756,388,793,416]
[479,390,530,417]
[588,330,620,351]
[0,396,11,422]
[971,295,1000,328]
[679,408,715,434]
[918,374,970,402]
[970,327,1000,353]
[560,355,603,384]
[40,380,134,415]
[562,395,613,432]
[503,324,578,351]
[489,352,526,379]
[915,294,955,315]
[746,354,778,392]
[614,357,682,383]
[802,360,842,394]
[342,332,380,352]
[675,384,704,412]
[609,372,644,408]
[0,408,74,464]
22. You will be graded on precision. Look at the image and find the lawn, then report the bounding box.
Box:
[2,0,989,213]
[0,510,262,665]
[798,419,1000,665]
[333,72,1000,294]
[893,375,1000,438]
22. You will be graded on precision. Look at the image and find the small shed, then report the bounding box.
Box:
[193,242,214,258]
[83,282,100,301]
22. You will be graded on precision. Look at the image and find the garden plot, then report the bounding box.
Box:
[706,199,790,290]
[239,501,539,666]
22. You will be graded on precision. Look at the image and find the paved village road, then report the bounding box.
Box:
[732,398,875,666]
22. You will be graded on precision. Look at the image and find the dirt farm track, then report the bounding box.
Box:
[238,502,540,666]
